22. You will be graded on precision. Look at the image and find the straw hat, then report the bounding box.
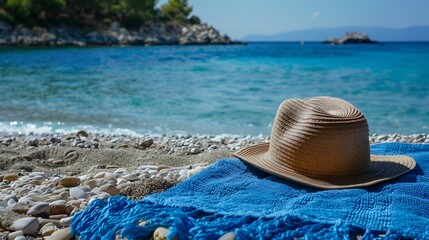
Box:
[232,96,416,189]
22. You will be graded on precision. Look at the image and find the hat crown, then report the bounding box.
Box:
[269,97,370,176]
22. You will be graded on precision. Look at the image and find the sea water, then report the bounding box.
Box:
[0,42,428,136]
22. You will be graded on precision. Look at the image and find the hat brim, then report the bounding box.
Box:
[232,143,416,189]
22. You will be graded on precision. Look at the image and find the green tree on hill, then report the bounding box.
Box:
[0,0,197,28]
[161,0,192,24]
[121,0,157,28]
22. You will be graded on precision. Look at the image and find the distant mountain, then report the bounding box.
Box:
[242,26,429,42]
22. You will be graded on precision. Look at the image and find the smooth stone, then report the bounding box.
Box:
[116,178,128,185]
[7,230,24,240]
[94,172,106,179]
[179,169,188,176]
[60,216,72,227]
[50,227,74,240]
[156,165,169,172]
[106,164,119,169]
[40,222,58,237]
[50,204,72,215]
[189,148,202,154]
[11,217,39,235]
[219,232,236,240]
[138,173,151,179]
[97,192,111,200]
[187,166,204,177]
[177,176,187,182]
[8,198,17,206]
[85,179,104,189]
[79,175,89,182]
[67,200,81,208]
[27,202,49,215]
[37,217,60,227]
[122,174,139,182]
[58,177,80,187]
[138,165,158,170]
[4,194,18,202]
[49,200,67,206]
[13,236,26,240]
[58,192,70,200]
[4,174,19,182]
[49,214,69,220]
[153,227,176,240]
[69,187,87,199]
[99,184,120,196]
[18,196,35,204]
[114,168,129,174]
[140,139,154,149]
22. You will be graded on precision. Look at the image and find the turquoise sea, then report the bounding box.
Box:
[0,42,428,136]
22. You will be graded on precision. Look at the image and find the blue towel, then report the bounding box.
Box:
[71,143,429,239]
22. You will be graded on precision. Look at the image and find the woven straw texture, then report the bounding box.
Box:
[233,97,416,189]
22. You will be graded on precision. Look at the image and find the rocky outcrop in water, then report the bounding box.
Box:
[323,32,376,44]
[0,21,243,46]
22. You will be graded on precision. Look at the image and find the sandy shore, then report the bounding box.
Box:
[0,131,428,239]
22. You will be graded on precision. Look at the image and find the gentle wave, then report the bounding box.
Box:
[1,43,428,135]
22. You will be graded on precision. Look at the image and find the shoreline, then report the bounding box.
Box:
[0,21,245,47]
[0,131,428,238]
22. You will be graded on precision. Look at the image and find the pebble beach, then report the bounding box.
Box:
[0,131,428,239]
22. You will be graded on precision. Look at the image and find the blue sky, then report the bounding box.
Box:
[158,0,429,39]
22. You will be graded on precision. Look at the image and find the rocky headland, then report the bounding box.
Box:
[324,32,377,44]
[0,20,243,47]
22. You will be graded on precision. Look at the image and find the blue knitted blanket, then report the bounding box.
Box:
[71,143,429,239]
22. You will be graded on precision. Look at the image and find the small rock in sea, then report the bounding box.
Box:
[219,232,236,240]
[100,184,120,196]
[70,187,88,199]
[27,202,49,215]
[50,227,74,240]
[4,173,19,181]
[11,217,39,235]
[153,227,176,240]
[40,222,59,237]
[58,177,81,187]
[140,139,154,149]
[6,230,24,240]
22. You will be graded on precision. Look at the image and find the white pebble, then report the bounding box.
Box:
[70,187,88,199]
[7,230,24,240]
[11,217,39,235]
[27,202,49,215]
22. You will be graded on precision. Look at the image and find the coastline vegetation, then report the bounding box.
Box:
[0,0,200,29]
